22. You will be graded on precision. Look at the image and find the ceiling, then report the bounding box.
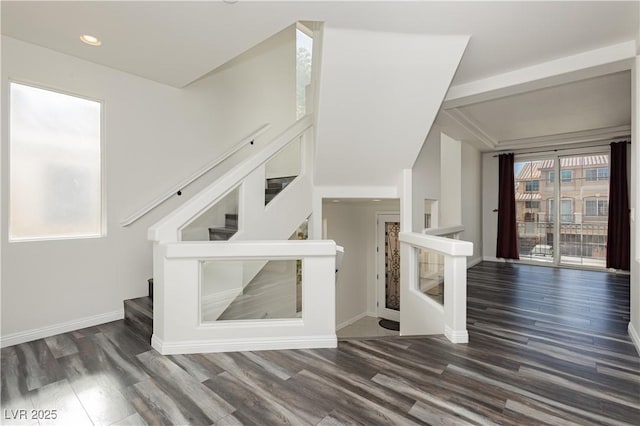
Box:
[1,1,637,88]
[1,1,637,151]
[438,71,632,151]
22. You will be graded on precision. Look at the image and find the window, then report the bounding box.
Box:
[585,167,609,181]
[525,180,539,192]
[525,201,540,209]
[549,199,573,223]
[549,171,555,183]
[296,26,313,119]
[560,170,572,183]
[9,82,102,241]
[585,199,608,217]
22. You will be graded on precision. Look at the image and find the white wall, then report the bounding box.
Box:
[482,153,499,261]
[315,27,469,187]
[1,27,296,343]
[630,54,640,352]
[440,133,462,227]
[323,200,399,327]
[461,142,483,264]
[411,126,441,232]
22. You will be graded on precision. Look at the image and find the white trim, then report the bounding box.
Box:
[467,257,482,268]
[628,323,640,355]
[162,240,337,260]
[423,225,465,236]
[336,312,369,331]
[444,326,469,344]
[0,310,123,348]
[315,185,399,199]
[483,256,506,263]
[444,40,635,108]
[400,232,473,257]
[151,334,337,354]
[441,109,497,150]
[499,125,630,150]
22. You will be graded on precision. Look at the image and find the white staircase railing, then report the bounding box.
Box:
[151,240,337,354]
[149,115,312,242]
[148,115,340,354]
[399,226,472,343]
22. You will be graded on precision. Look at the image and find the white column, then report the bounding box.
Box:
[444,255,469,343]
[629,54,640,352]
[440,133,462,227]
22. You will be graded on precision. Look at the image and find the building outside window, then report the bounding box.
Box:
[514,154,609,267]
[524,180,539,192]
[585,199,609,217]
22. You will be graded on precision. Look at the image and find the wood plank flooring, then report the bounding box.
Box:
[1,262,638,425]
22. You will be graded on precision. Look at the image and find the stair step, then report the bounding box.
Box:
[123,296,153,343]
[209,227,237,241]
[225,213,238,229]
[148,278,153,300]
[264,176,297,205]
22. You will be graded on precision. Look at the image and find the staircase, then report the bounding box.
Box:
[123,293,153,342]
[265,176,296,205]
[123,175,299,342]
[208,213,238,241]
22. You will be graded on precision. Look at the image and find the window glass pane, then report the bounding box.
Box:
[561,170,572,183]
[525,180,539,192]
[296,28,313,119]
[10,83,102,240]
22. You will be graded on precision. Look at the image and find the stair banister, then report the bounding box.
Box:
[148,115,313,243]
[399,231,472,343]
[120,122,271,227]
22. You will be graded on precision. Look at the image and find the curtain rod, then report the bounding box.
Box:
[492,140,631,158]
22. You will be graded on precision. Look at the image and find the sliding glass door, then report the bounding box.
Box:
[514,152,609,268]
[558,154,609,267]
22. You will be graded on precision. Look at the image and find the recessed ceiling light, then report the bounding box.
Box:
[372,199,381,202]
[80,34,102,46]
[332,200,340,203]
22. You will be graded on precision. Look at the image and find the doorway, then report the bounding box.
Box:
[514,152,610,268]
[377,214,400,321]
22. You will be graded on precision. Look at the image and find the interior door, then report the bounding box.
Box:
[377,214,400,321]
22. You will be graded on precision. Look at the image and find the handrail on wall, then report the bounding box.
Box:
[148,114,313,243]
[120,123,271,227]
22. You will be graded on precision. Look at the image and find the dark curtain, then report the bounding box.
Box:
[606,142,630,270]
[496,153,520,260]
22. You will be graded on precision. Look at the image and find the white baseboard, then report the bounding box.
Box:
[444,326,469,344]
[1,309,123,348]
[336,312,371,330]
[482,256,505,263]
[629,322,640,355]
[467,257,482,268]
[152,334,337,355]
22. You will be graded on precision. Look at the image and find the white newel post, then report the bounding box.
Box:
[444,255,469,343]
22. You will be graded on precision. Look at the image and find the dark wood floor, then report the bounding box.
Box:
[1,262,638,425]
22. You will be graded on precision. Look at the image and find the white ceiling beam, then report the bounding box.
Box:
[497,125,631,151]
[444,40,636,109]
[441,109,498,151]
